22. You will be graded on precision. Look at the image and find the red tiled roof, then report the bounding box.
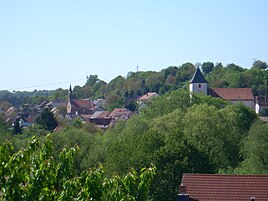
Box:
[97,111,111,119]
[72,99,93,109]
[80,114,92,119]
[209,88,254,101]
[90,111,111,119]
[181,174,268,201]
[108,108,132,118]
[138,92,158,101]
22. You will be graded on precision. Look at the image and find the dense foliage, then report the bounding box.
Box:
[35,108,58,131]
[0,135,155,201]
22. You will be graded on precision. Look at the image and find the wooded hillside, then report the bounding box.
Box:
[1,60,268,110]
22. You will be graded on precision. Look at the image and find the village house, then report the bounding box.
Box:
[177,173,268,201]
[189,67,256,110]
[137,92,158,108]
[88,111,111,129]
[5,104,39,129]
[79,108,133,129]
[108,108,133,121]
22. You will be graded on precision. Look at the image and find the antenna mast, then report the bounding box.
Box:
[136,65,139,79]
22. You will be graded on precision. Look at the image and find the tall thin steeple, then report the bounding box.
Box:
[67,84,72,116]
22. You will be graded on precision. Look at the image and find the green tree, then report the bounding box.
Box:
[13,118,23,135]
[0,114,12,145]
[0,101,12,111]
[0,113,8,132]
[238,120,268,174]
[260,108,268,117]
[201,62,214,75]
[163,66,179,79]
[50,88,68,101]
[86,75,99,86]
[0,135,155,200]
[104,109,213,201]
[176,62,195,83]
[52,127,98,172]
[104,93,124,110]
[35,108,58,131]
[140,89,191,119]
[252,60,268,70]
[182,104,228,169]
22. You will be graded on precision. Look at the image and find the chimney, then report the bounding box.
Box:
[250,197,256,201]
[177,184,189,201]
[179,183,187,194]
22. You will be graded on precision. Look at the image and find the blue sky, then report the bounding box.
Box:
[1,0,268,91]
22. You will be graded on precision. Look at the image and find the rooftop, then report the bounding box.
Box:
[108,108,132,118]
[181,173,268,201]
[209,88,254,101]
[138,92,158,101]
[72,99,93,109]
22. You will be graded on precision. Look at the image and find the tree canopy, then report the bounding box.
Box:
[35,108,58,131]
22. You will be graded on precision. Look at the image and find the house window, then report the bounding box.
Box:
[199,84,201,88]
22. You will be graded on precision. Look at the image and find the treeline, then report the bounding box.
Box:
[1,90,268,200]
[1,60,268,110]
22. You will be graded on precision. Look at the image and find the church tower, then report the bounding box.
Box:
[67,84,72,116]
[189,67,208,96]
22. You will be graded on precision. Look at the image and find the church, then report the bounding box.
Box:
[66,85,104,118]
[189,67,255,110]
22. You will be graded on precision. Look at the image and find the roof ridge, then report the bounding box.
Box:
[183,173,268,176]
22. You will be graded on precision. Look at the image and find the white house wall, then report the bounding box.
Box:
[229,100,255,110]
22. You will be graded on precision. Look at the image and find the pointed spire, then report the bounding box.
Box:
[69,84,72,94]
[189,67,207,83]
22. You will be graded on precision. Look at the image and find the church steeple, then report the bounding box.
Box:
[67,84,72,116]
[189,67,207,84]
[69,84,72,94]
[189,67,208,95]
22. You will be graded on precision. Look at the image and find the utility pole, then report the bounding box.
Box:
[136,65,139,79]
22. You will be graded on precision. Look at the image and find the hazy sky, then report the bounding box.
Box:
[1,0,268,91]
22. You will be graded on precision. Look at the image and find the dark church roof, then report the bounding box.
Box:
[189,68,208,83]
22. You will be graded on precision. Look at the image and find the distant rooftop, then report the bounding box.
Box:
[138,92,158,102]
[209,88,254,101]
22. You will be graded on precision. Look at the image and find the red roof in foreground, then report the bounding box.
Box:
[209,88,254,101]
[181,174,268,201]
